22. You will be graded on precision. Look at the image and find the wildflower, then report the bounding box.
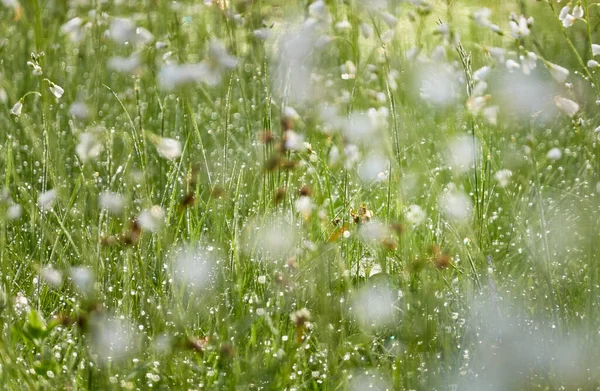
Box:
[406,205,426,225]
[482,105,499,125]
[295,196,313,219]
[109,17,136,44]
[48,82,64,99]
[155,137,182,160]
[588,60,599,69]
[283,130,305,151]
[341,60,357,79]
[381,12,398,29]
[546,62,569,83]
[41,267,63,287]
[352,285,395,329]
[99,191,126,215]
[290,308,311,327]
[445,136,477,174]
[554,96,579,117]
[107,55,141,74]
[546,147,562,161]
[494,169,513,187]
[559,4,584,28]
[253,28,270,40]
[335,19,352,31]
[76,132,103,162]
[360,22,373,38]
[505,59,521,72]
[69,101,89,120]
[473,66,492,82]
[509,14,531,38]
[14,292,30,314]
[593,44,600,56]
[37,189,57,210]
[137,206,165,232]
[197,39,237,86]
[484,46,506,63]
[171,245,217,292]
[61,17,85,42]
[473,8,492,27]
[439,184,473,222]
[10,100,23,116]
[521,51,537,75]
[7,204,22,220]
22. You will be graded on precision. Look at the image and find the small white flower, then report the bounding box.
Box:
[484,46,506,63]
[11,100,23,116]
[284,130,305,151]
[99,191,126,215]
[137,206,165,232]
[335,19,352,31]
[108,55,141,74]
[439,185,473,222]
[546,62,569,83]
[155,137,182,160]
[588,60,599,69]
[61,17,85,42]
[505,59,521,72]
[253,28,270,40]
[562,13,577,28]
[521,51,537,75]
[559,5,571,22]
[295,196,313,219]
[37,189,57,211]
[554,96,579,117]
[41,267,63,287]
[32,65,43,76]
[473,66,492,82]
[546,147,562,161]
[473,8,492,27]
[592,44,600,56]
[482,105,499,126]
[341,60,356,79]
[48,83,64,99]
[76,132,103,162]
[380,12,398,29]
[7,204,22,220]
[406,205,426,225]
[572,4,584,19]
[70,267,93,293]
[69,101,89,120]
[360,22,373,38]
[509,15,530,38]
[494,169,513,187]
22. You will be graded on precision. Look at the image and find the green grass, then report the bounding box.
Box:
[1,0,600,389]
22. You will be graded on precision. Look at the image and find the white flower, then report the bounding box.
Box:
[521,51,537,75]
[562,14,577,28]
[546,62,569,83]
[341,60,356,79]
[406,205,426,225]
[7,204,22,220]
[559,5,571,22]
[439,185,473,222]
[335,19,352,31]
[41,267,63,287]
[572,4,584,19]
[473,66,492,82]
[484,46,506,63]
[282,106,300,121]
[48,83,64,99]
[200,38,237,86]
[467,96,487,114]
[593,43,600,56]
[505,59,521,72]
[494,169,513,187]
[61,17,85,42]
[482,105,499,126]
[155,137,182,160]
[37,189,57,210]
[588,60,600,68]
[546,147,562,161]
[253,28,270,40]
[473,8,492,27]
[284,130,305,151]
[135,27,154,46]
[472,81,488,97]
[360,22,373,38]
[76,132,103,162]
[109,17,136,44]
[445,136,476,174]
[137,206,165,232]
[99,191,126,215]
[295,196,313,219]
[381,12,398,28]
[554,96,579,117]
[10,100,23,116]
[509,15,530,38]
[107,55,141,74]
[69,101,89,120]
[32,65,43,76]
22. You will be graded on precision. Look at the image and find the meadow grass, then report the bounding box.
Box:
[1,0,600,389]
